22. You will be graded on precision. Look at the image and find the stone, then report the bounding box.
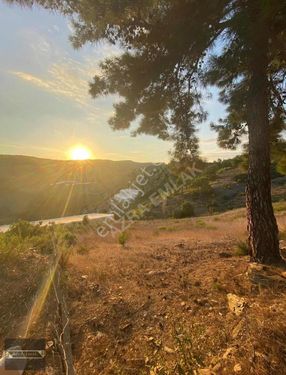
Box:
[227,294,247,316]
[233,363,242,372]
[164,346,175,354]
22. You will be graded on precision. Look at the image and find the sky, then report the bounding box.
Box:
[0,2,241,162]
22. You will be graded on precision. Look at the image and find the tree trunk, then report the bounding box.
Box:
[246,3,282,264]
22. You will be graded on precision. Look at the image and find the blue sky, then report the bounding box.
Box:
[0,2,240,162]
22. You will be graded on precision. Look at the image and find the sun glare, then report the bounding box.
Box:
[69,145,92,160]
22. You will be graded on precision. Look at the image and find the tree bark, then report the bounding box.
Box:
[246,3,282,264]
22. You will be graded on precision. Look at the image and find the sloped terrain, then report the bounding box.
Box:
[66,209,286,374]
[0,155,150,224]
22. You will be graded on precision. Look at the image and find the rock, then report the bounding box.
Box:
[227,294,247,316]
[81,275,88,280]
[248,263,264,272]
[147,270,167,276]
[89,362,94,368]
[233,363,242,372]
[163,346,175,354]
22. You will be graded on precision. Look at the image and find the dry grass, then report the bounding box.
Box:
[66,211,286,374]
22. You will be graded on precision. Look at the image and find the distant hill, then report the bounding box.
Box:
[0,155,151,225]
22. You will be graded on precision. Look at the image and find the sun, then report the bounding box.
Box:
[69,145,93,160]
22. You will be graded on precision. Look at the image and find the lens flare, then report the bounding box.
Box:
[69,145,92,160]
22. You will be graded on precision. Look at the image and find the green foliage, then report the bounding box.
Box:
[7,0,286,163]
[194,219,206,228]
[235,240,250,256]
[274,201,286,213]
[118,231,128,247]
[174,202,194,219]
[0,220,78,263]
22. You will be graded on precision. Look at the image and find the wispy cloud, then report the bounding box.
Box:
[11,60,96,107]
[9,30,121,123]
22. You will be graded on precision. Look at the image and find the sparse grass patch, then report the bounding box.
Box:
[158,226,176,231]
[77,245,89,255]
[212,281,225,292]
[235,240,249,256]
[194,219,206,228]
[173,324,205,373]
[274,201,286,212]
[0,220,78,264]
[118,231,128,247]
[279,229,286,241]
[91,267,109,284]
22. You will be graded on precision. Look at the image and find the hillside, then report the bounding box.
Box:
[0,155,151,225]
[130,158,286,220]
[0,208,286,374]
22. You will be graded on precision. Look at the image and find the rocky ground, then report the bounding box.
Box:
[66,209,286,375]
[1,208,286,374]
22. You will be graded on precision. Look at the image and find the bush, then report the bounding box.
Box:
[82,215,90,226]
[235,240,249,256]
[0,220,78,262]
[174,201,194,218]
[62,231,77,247]
[118,231,128,247]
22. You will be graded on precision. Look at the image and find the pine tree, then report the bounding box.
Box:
[7,0,286,263]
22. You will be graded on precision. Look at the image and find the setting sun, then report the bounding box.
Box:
[69,145,92,160]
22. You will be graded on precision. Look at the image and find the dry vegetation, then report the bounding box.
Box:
[1,208,286,374]
[65,208,286,375]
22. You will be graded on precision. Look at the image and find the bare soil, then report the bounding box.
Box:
[66,210,286,375]
[1,209,286,374]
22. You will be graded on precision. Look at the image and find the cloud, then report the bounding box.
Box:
[9,56,112,125]
[9,27,122,124]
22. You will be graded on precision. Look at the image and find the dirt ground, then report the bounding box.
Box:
[1,208,286,374]
[66,209,286,375]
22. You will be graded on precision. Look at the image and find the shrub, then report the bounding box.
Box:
[82,215,90,226]
[194,219,206,228]
[0,221,79,262]
[174,201,194,218]
[235,240,249,256]
[118,231,128,247]
[62,231,77,247]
